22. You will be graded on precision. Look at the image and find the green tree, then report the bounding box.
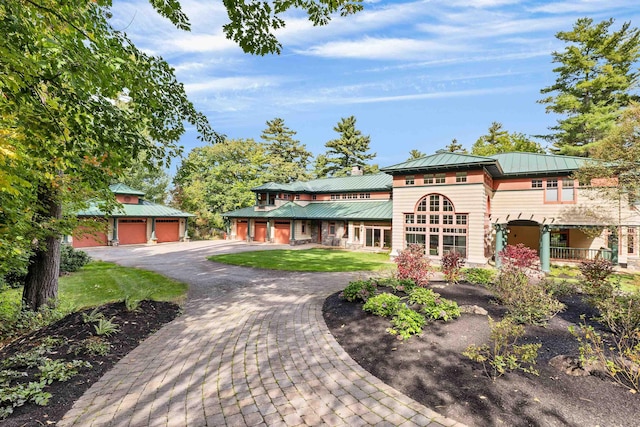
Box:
[317,116,377,177]
[261,118,312,183]
[407,149,426,160]
[471,122,545,156]
[1,0,362,310]
[119,154,170,204]
[173,139,268,237]
[444,139,467,153]
[539,18,640,156]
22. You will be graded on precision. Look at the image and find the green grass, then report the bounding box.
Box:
[549,264,640,293]
[208,248,393,272]
[0,262,188,314]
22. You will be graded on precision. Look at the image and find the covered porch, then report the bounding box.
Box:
[494,220,618,272]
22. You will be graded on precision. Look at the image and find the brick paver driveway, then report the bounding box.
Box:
[59,241,464,427]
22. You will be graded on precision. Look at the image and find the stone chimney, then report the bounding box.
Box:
[351,165,363,176]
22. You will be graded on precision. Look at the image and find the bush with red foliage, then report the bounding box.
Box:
[395,244,432,287]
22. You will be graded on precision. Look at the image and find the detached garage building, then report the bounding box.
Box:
[71,183,193,248]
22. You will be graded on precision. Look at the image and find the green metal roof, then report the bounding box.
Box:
[381,152,500,174]
[109,183,146,196]
[489,152,591,176]
[252,173,392,193]
[77,200,194,218]
[224,200,392,221]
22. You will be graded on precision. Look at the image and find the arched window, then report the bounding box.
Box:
[404,194,468,257]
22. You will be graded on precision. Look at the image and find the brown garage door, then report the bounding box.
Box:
[156,219,180,243]
[118,219,147,245]
[73,225,108,248]
[274,222,290,244]
[254,221,267,242]
[236,220,247,240]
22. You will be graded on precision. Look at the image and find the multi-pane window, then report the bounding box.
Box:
[629,228,636,255]
[405,214,415,224]
[329,222,336,235]
[405,176,415,185]
[406,194,468,257]
[456,172,467,183]
[424,174,434,184]
[544,178,576,203]
[331,194,339,200]
[546,179,558,202]
[312,195,317,200]
[435,173,446,184]
[531,179,542,188]
[562,178,575,201]
[359,193,370,199]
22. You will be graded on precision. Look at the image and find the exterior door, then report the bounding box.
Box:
[274,221,291,244]
[118,219,147,245]
[156,219,180,243]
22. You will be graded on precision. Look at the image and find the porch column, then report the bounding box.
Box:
[494,223,507,268]
[184,217,190,240]
[609,227,619,265]
[150,218,157,243]
[347,221,354,244]
[267,221,272,242]
[112,218,119,246]
[540,225,550,273]
[291,220,296,242]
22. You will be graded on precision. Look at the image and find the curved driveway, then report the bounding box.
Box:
[59,241,463,427]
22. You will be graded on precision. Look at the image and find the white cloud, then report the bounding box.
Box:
[184,76,280,94]
[526,0,635,14]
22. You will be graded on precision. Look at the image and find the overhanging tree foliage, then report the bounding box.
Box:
[539,18,640,156]
[0,0,363,310]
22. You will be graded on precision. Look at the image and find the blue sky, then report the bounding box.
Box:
[111,0,640,173]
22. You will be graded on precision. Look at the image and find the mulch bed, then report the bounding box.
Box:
[0,300,181,427]
[323,282,638,427]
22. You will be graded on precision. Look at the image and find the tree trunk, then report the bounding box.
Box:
[22,186,62,311]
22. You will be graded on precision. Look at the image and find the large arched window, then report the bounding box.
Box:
[404,194,468,257]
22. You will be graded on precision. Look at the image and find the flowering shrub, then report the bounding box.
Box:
[362,293,400,317]
[340,280,376,302]
[395,244,432,287]
[441,251,465,284]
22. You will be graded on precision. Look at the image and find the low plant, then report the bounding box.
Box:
[463,316,541,380]
[82,307,105,324]
[463,267,496,286]
[408,288,460,321]
[93,318,120,337]
[408,288,439,306]
[441,252,465,284]
[68,337,111,357]
[0,303,67,344]
[362,293,401,317]
[375,277,417,294]
[395,244,432,287]
[579,258,615,301]
[38,359,91,384]
[388,305,426,340]
[0,380,50,419]
[340,280,377,302]
[59,245,91,274]
[570,314,640,393]
[542,278,578,297]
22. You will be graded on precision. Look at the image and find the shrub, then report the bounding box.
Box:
[395,244,432,287]
[463,267,495,286]
[408,288,439,306]
[0,303,66,344]
[362,293,400,317]
[388,305,426,340]
[490,245,564,326]
[596,292,640,337]
[570,314,640,393]
[441,252,465,284]
[463,316,541,380]
[578,258,615,300]
[340,280,377,302]
[408,288,460,321]
[59,245,91,274]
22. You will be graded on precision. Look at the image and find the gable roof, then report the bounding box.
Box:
[252,173,392,193]
[77,199,195,218]
[223,200,392,221]
[109,183,146,196]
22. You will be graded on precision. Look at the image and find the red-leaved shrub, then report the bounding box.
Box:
[395,244,432,287]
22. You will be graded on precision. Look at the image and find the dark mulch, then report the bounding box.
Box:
[0,300,181,427]
[323,282,638,427]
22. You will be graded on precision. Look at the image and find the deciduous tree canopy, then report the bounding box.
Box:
[471,122,545,156]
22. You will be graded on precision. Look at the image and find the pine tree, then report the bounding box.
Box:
[261,118,312,183]
[318,116,377,177]
[539,18,640,156]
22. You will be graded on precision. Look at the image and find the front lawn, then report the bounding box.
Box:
[208,248,393,272]
[549,264,640,293]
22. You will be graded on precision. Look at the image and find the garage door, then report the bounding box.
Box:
[254,222,267,242]
[236,220,247,240]
[118,219,147,245]
[274,222,290,244]
[73,225,108,248]
[156,219,180,243]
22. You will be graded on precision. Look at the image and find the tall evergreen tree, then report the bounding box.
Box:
[471,122,545,156]
[539,18,640,156]
[407,149,426,160]
[317,116,377,177]
[261,118,312,183]
[444,139,467,153]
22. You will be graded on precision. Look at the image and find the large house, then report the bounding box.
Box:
[223,152,640,271]
[70,183,193,248]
